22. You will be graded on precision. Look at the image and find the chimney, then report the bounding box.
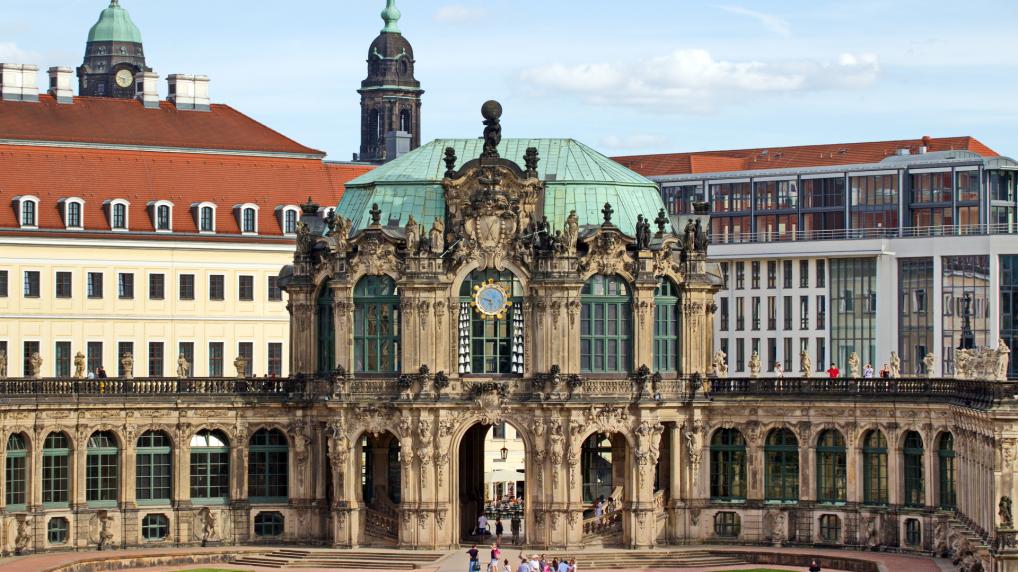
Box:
[384,131,412,162]
[919,135,931,154]
[167,74,210,112]
[192,75,210,111]
[0,64,39,102]
[47,67,74,104]
[135,71,159,109]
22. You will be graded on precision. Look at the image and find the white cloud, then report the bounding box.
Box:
[433,4,488,24]
[718,5,791,38]
[599,134,668,151]
[0,42,40,64]
[519,49,880,114]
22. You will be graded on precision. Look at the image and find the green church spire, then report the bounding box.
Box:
[381,0,401,34]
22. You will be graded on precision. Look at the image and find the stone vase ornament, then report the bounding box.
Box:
[73,351,86,378]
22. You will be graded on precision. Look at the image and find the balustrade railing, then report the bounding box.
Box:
[0,376,319,399]
[711,222,1014,245]
[365,507,398,539]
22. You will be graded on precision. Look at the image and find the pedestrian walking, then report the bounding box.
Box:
[490,543,501,572]
[495,518,504,540]
[510,514,521,545]
[809,559,821,572]
[467,545,480,572]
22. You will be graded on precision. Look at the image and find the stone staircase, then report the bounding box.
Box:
[946,514,992,569]
[232,548,445,569]
[576,549,747,569]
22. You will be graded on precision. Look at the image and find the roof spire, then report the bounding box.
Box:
[110,0,119,6]
[381,0,401,34]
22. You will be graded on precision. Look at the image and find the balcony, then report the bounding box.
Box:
[711,223,1014,245]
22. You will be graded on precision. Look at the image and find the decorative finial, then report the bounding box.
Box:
[381,0,401,34]
[369,203,382,226]
[300,196,319,214]
[110,0,120,6]
[654,208,668,236]
[601,202,614,225]
[480,100,502,159]
[524,147,540,178]
[443,147,458,178]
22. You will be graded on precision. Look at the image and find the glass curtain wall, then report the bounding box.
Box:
[849,175,898,235]
[988,170,1016,233]
[898,258,933,375]
[1001,255,1018,379]
[754,180,798,241]
[801,178,846,240]
[941,255,990,375]
[831,258,877,370]
[710,182,752,243]
[661,183,704,216]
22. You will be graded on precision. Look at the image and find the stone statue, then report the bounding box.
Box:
[635,215,651,250]
[956,349,974,379]
[480,100,502,158]
[198,507,218,546]
[923,352,936,378]
[234,355,247,378]
[800,349,812,377]
[864,515,879,549]
[14,517,31,553]
[295,220,313,256]
[73,351,86,378]
[998,339,1011,382]
[693,219,708,252]
[889,351,901,378]
[848,352,860,378]
[97,512,114,549]
[30,352,43,379]
[1002,496,1014,529]
[405,214,419,253]
[563,210,579,256]
[429,218,445,254]
[748,351,762,378]
[771,511,786,546]
[120,352,133,379]
[177,354,190,378]
[682,219,695,251]
[332,216,352,252]
[0,349,8,378]
[712,351,728,377]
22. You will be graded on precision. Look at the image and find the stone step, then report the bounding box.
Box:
[233,549,443,570]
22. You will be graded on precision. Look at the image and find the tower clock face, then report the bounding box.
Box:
[472,280,512,319]
[115,69,134,88]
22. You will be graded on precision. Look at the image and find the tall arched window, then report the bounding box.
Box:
[653,278,680,372]
[710,429,746,500]
[242,207,257,233]
[136,431,172,504]
[458,270,524,374]
[816,429,846,503]
[5,434,28,510]
[317,284,335,374]
[399,109,411,132]
[354,276,400,373]
[249,429,289,502]
[938,433,956,508]
[42,432,70,507]
[765,428,799,502]
[86,431,119,507]
[903,430,924,508]
[190,430,230,503]
[21,200,36,226]
[862,430,888,505]
[581,433,614,503]
[67,202,82,228]
[581,275,632,373]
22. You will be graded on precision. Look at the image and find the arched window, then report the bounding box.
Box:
[580,275,632,373]
[190,430,230,502]
[142,514,169,541]
[284,209,298,234]
[458,270,524,374]
[862,430,888,505]
[903,430,924,508]
[316,284,335,374]
[765,428,799,502]
[112,203,127,229]
[48,517,69,544]
[242,207,257,233]
[653,278,680,372]
[938,433,956,508]
[200,206,215,232]
[136,431,172,504]
[86,431,119,506]
[816,429,846,503]
[710,429,746,500]
[22,200,36,227]
[67,202,82,228]
[581,433,614,503]
[156,205,171,230]
[5,434,28,510]
[42,432,70,507]
[399,109,411,132]
[249,429,288,502]
[374,109,384,141]
[354,276,400,373]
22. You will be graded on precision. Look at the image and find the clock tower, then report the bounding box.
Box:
[359,0,424,163]
[77,0,150,99]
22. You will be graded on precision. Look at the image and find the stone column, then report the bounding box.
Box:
[288,286,315,375]
[679,287,716,375]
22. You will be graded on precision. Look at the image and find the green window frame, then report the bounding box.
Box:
[316,283,335,374]
[458,270,523,375]
[580,274,632,373]
[5,433,28,510]
[47,517,69,544]
[581,433,614,503]
[653,278,680,372]
[86,431,119,507]
[764,428,799,502]
[136,431,172,505]
[862,430,888,505]
[903,431,925,508]
[713,511,740,537]
[141,513,169,541]
[190,430,230,504]
[816,429,847,504]
[938,433,956,508]
[254,511,285,537]
[42,432,70,507]
[353,276,400,373]
[710,429,746,501]
[248,429,289,502]
[819,514,841,543]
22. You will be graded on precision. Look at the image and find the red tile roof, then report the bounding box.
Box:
[0,145,373,236]
[0,94,325,156]
[612,136,999,177]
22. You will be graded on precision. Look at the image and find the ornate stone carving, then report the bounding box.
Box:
[634,420,664,478]
[800,350,812,377]
[748,351,762,378]
[848,352,860,378]
[956,341,1011,381]
[584,405,629,435]
[683,420,704,489]
[577,226,636,279]
[351,236,400,277]
[119,352,132,379]
[177,354,190,378]
[356,406,393,437]
[889,351,901,378]
[73,351,86,378]
[712,350,728,377]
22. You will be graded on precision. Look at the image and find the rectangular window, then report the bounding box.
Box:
[720,262,730,290]
[735,262,745,289]
[55,272,72,299]
[767,338,777,371]
[800,260,809,288]
[267,343,282,377]
[816,260,826,288]
[148,342,163,377]
[268,276,282,301]
[783,260,793,289]
[819,514,841,543]
[735,338,745,372]
[87,272,103,299]
[783,296,792,330]
[118,342,133,377]
[767,296,776,330]
[0,270,7,297]
[23,271,40,298]
[817,295,826,330]
[832,258,878,370]
[493,423,507,439]
[720,298,729,331]
[1000,256,1018,380]
[817,337,826,372]
[118,273,134,299]
[179,274,195,301]
[87,342,103,374]
[767,261,777,289]
[751,296,760,330]
[178,342,194,375]
[783,338,792,373]
[209,275,225,301]
[238,275,254,301]
[208,342,224,376]
[55,342,71,377]
[751,261,760,289]
[238,342,253,376]
[23,341,40,377]
[735,297,745,331]
[149,274,165,300]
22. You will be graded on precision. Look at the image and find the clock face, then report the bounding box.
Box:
[115,69,134,88]
[472,280,511,319]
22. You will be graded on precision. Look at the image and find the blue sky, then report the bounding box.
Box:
[3,0,1017,159]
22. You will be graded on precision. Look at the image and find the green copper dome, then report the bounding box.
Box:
[87,0,143,44]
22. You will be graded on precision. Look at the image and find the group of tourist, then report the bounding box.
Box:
[476,511,523,545]
[467,544,578,572]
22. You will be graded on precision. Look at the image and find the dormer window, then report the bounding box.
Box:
[106,199,130,231]
[60,197,85,230]
[13,196,40,229]
[194,202,217,234]
[234,203,259,235]
[276,205,300,235]
[243,209,256,233]
[149,200,174,232]
[285,210,297,233]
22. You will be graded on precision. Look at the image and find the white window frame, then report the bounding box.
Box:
[149,200,175,233]
[59,197,85,230]
[235,203,260,235]
[193,202,217,234]
[12,195,40,229]
[276,205,300,236]
[106,199,131,232]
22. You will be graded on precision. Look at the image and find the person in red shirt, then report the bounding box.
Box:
[826,363,840,378]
